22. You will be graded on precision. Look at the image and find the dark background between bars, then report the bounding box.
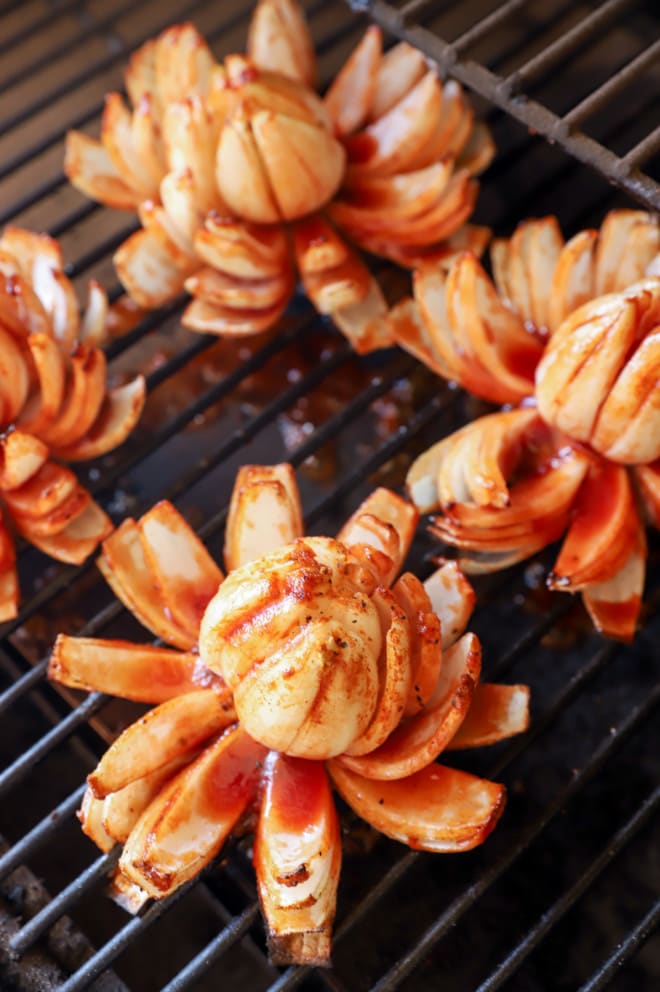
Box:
[0,1,658,990]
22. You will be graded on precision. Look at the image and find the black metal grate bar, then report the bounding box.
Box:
[578,897,660,992]
[0,0,140,98]
[0,174,70,229]
[509,0,635,87]
[450,0,532,55]
[56,877,204,992]
[397,0,438,21]
[0,0,85,57]
[0,0,29,16]
[485,644,615,778]
[369,684,660,992]
[353,0,660,209]
[159,904,262,992]
[624,124,660,171]
[474,784,660,992]
[0,692,107,798]
[0,784,86,883]
[563,38,660,126]
[10,850,122,957]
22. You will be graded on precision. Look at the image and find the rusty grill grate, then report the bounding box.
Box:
[0,1,659,990]
[349,0,660,211]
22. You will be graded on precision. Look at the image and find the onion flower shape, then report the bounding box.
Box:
[49,464,529,965]
[399,209,660,641]
[0,228,146,619]
[64,0,494,353]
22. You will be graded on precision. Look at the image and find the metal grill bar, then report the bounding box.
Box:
[0,582,121,703]
[0,0,28,16]
[369,684,660,992]
[563,39,660,126]
[474,784,660,992]
[398,0,439,21]
[0,174,69,228]
[57,875,205,992]
[0,0,85,56]
[10,850,121,957]
[65,224,140,280]
[578,897,660,992]
[624,125,660,170]
[0,692,106,797]
[49,202,101,241]
[486,601,573,680]
[355,0,660,209]
[486,644,614,777]
[0,104,106,186]
[0,784,86,883]
[509,0,634,88]
[450,0,532,55]
[0,0,139,98]
[159,904,262,992]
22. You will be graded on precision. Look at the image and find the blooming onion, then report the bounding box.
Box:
[394,209,660,640]
[64,0,494,353]
[49,464,529,964]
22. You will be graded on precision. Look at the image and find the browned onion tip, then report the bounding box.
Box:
[118,725,265,900]
[254,752,340,966]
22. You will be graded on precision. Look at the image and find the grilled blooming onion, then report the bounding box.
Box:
[0,227,145,619]
[49,464,529,965]
[394,209,660,641]
[64,0,493,353]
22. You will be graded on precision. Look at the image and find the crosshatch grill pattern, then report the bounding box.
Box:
[0,1,658,990]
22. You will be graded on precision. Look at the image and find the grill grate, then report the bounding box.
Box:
[0,1,659,991]
[350,0,660,210]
